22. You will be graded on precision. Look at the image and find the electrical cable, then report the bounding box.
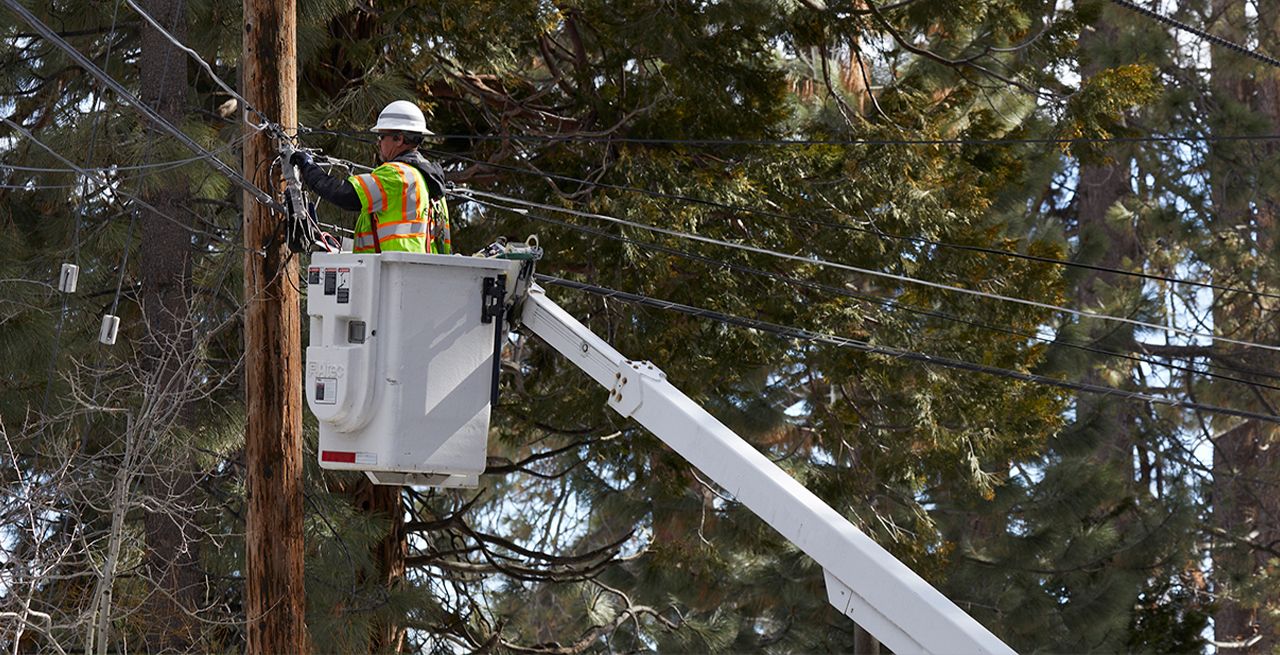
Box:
[1108,0,1280,70]
[327,133,1280,307]
[0,182,83,190]
[312,126,1280,147]
[430,150,1280,303]
[534,275,1280,425]
[279,155,368,236]
[456,187,1280,354]
[461,192,1280,391]
[3,118,243,247]
[123,0,278,133]
[314,220,354,236]
[472,192,1280,388]
[314,154,373,172]
[297,127,376,144]
[1,134,251,174]
[2,0,285,214]
[107,211,139,322]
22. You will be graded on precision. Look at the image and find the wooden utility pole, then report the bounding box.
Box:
[242,0,308,652]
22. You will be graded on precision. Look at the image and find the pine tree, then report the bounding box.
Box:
[340,0,1081,650]
[930,4,1215,653]
[6,1,1255,653]
[1202,0,1280,650]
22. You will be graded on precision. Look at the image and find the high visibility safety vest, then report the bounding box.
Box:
[347,161,452,255]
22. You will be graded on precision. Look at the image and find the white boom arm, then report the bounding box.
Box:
[521,284,1015,655]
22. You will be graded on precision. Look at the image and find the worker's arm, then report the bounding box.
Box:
[291,153,362,211]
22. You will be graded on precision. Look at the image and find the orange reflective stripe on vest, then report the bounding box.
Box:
[353,220,427,251]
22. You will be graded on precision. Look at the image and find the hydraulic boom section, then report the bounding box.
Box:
[520,284,1016,655]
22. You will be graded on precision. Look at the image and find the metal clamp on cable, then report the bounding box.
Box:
[278,140,339,254]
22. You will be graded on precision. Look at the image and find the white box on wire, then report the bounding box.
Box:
[98,314,119,345]
[304,252,523,487]
[59,263,79,293]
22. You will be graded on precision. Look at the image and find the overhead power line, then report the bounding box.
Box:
[458,187,1280,354]
[536,275,1280,425]
[460,192,1280,391]
[2,135,251,174]
[311,126,1280,147]
[2,0,284,214]
[121,0,276,133]
[0,182,83,190]
[1109,0,1280,70]
[3,118,240,246]
[432,150,1280,303]
[441,132,1280,147]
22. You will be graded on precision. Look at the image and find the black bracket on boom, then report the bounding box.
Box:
[482,275,508,406]
[481,276,506,324]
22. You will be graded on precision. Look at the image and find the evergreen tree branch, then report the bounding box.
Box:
[862,0,1055,100]
[1203,525,1280,560]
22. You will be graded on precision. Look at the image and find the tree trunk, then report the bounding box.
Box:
[1208,3,1280,651]
[1074,11,1141,470]
[243,0,308,651]
[1073,152,1139,468]
[137,0,203,648]
[350,480,407,653]
[1211,422,1280,652]
[842,1,870,116]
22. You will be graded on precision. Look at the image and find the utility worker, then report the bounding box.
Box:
[287,100,451,254]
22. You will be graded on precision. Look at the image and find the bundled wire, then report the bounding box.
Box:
[456,187,1280,354]
[1109,0,1280,69]
[459,192,1280,392]
[431,150,1280,303]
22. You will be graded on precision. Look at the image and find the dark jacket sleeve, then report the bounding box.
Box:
[298,159,362,211]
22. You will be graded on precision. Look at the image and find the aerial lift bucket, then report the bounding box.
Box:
[304,251,524,487]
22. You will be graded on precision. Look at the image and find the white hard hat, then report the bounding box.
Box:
[371,100,431,135]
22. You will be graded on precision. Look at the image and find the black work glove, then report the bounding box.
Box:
[289,150,314,168]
